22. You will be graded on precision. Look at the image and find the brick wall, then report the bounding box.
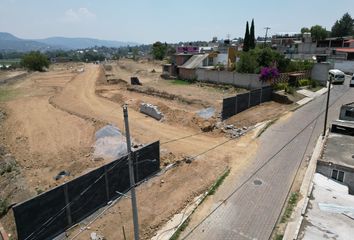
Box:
[179,68,196,81]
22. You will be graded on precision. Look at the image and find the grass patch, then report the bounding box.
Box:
[0,162,16,175]
[307,85,323,92]
[257,118,278,138]
[207,169,230,196]
[274,234,284,240]
[0,198,9,217]
[170,79,192,85]
[169,169,230,239]
[281,192,299,223]
[169,217,191,240]
[0,87,19,102]
[0,59,21,64]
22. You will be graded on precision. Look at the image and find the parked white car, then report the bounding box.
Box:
[328,69,345,84]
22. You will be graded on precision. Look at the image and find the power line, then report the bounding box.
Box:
[181,86,351,239]
[161,132,203,145]
[24,156,129,240]
[268,88,326,239]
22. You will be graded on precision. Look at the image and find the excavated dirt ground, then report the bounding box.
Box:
[0,60,292,239]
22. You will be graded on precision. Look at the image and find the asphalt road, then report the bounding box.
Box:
[183,77,354,240]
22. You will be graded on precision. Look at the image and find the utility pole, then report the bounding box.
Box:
[264,27,271,47]
[123,105,139,240]
[323,78,332,137]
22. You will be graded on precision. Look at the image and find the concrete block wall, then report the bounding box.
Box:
[311,62,333,84]
[196,69,265,89]
[334,60,354,74]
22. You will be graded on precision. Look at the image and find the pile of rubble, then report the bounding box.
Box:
[215,122,249,139]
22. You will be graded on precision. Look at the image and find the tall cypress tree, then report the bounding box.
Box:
[243,21,250,52]
[250,19,256,49]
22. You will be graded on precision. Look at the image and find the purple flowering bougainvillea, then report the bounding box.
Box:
[259,66,280,82]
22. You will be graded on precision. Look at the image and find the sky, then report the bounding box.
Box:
[0,0,353,44]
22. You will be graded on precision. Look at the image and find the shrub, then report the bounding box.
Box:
[237,51,258,73]
[21,51,49,71]
[298,79,311,86]
[259,66,280,82]
[0,198,9,217]
[285,85,295,94]
[273,82,288,91]
[311,79,319,88]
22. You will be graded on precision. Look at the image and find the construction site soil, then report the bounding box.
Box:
[0,60,293,239]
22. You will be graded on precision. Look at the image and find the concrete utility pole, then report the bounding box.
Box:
[264,27,271,47]
[123,105,139,240]
[323,78,332,137]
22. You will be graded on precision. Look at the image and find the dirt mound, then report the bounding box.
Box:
[96,66,107,85]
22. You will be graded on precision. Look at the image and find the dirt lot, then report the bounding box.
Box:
[0,60,295,239]
[0,70,26,81]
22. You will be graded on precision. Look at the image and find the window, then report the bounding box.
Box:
[331,169,345,182]
[345,110,354,118]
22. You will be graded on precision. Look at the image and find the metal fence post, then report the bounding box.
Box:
[63,184,72,226]
[235,96,238,114]
[248,91,251,108]
[104,165,110,202]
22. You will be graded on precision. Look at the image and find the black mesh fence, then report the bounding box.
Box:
[222,86,273,120]
[13,141,160,240]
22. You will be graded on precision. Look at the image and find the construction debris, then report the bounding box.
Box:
[140,103,164,120]
[131,77,142,85]
[54,170,70,181]
[90,232,105,240]
[215,122,249,138]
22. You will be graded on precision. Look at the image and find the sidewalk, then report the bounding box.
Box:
[283,135,326,240]
[296,87,328,106]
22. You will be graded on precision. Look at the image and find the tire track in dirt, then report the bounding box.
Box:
[51,64,232,156]
[47,63,259,240]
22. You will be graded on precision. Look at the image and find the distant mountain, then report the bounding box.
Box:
[0,32,138,52]
[0,32,53,52]
[36,37,137,50]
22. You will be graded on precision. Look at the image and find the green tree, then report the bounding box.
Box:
[237,51,258,73]
[132,48,139,61]
[243,21,250,52]
[310,25,328,41]
[301,27,310,34]
[21,51,49,71]
[151,41,167,60]
[331,12,354,37]
[256,47,275,67]
[250,19,256,49]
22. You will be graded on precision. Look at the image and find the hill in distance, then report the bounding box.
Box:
[0,32,138,52]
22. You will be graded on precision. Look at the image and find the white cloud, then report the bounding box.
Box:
[62,7,96,23]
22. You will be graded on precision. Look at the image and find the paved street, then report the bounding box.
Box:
[183,77,354,240]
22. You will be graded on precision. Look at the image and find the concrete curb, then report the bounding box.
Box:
[150,193,206,240]
[283,135,326,240]
[151,168,230,240]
